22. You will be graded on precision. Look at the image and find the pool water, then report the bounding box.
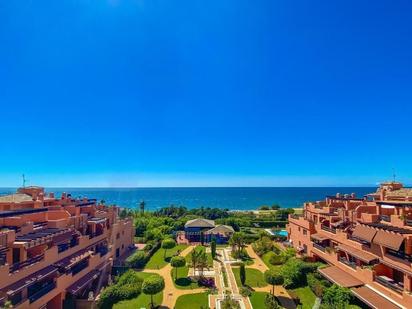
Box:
[274,230,288,237]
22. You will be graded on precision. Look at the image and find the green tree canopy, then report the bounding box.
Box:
[264,269,284,295]
[321,284,351,309]
[142,275,165,308]
[161,238,176,258]
[170,256,186,279]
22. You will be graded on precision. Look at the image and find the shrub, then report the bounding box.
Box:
[252,236,274,256]
[280,258,305,288]
[240,286,252,297]
[321,284,352,309]
[198,277,216,288]
[259,206,270,210]
[307,273,326,297]
[116,269,144,286]
[265,293,281,309]
[269,253,285,265]
[126,251,147,268]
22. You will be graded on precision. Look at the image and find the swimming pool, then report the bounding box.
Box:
[274,229,288,237]
[265,229,288,237]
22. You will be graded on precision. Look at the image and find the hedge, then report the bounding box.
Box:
[251,221,288,228]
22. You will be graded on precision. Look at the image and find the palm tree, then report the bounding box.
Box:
[197,251,208,277]
[229,232,246,257]
[191,248,199,275]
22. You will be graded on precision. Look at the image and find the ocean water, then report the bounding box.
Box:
[0,187,375,211]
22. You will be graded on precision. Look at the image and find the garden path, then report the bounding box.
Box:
[144,245,207,309]
[245,245,268,272]
[245,245,296,309]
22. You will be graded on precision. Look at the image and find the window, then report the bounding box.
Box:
[303,229,307,235]
[116,233,120,239]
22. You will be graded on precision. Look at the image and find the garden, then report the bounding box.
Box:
[98,271,164,309]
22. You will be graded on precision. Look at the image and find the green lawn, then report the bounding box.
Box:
[289,286,316,309]
[175,292,209,309]
[145,244,188,269]
[170,265,200,289]
[249,292,269,309]
[232,267,267,288]
[261,251,283,270]
[113,272,163,309]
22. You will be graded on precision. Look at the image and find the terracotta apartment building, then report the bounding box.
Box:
[287,182,412,309]
[0,186,134,309]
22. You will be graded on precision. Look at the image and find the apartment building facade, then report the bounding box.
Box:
[287,182,412,309]
[0,186,134,309]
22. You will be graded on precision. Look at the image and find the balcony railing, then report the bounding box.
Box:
[313,243,326,252]
[339,257,356,269]
[348,236,371,247]
[10,253,44,273]
[321,225,336,234]
[28,281,56,303]
[406,219,412,227]
[387,249,412,262]
[375,276,403,293]
[71,259,89,275]
[380,215,390,222]
[88,230,104,239]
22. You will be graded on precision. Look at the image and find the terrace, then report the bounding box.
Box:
[375,276,404,293]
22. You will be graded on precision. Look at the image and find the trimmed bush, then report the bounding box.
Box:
[126,251,147,268]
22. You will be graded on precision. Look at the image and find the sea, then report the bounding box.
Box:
[0,187,376,211]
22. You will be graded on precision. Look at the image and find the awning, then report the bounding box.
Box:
[352,225,377,243]
[66,269,100,296]
[310,233,329,242]
[351,286,401,309]
[337,244,378,263]
[373,230,404,251]
[319,266,363,288]
[4,265,57,296]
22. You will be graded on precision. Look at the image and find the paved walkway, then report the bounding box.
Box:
[145,245,207,309]
[245,245,268,272]
[244,245,296,309]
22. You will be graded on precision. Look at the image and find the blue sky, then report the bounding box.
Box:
[0,0,411,187]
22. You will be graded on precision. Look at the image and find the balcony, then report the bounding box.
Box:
[348,236,371,247]
[406,219,412,227]
[28,281,56,303]
[380,215,390,222]
[387,249,412,262]
[321,225,336,234]
[71,259,89,275]
[88,230,104,239]
[339,257,356,269]
[375,276,403,293]
[313,243,326,252]
[10,253,44,273]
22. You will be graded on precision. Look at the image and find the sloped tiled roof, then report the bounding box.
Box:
[184,218,215,228]
[204,224,234,234]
